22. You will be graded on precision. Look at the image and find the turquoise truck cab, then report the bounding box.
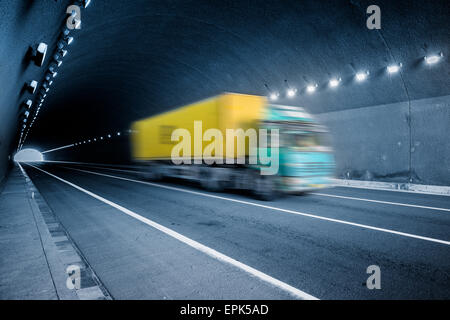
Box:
[260,104,335,193]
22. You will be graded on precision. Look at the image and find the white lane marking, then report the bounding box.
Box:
[311,193,450,213]
[61,165,450,246]
[25,163,317,300]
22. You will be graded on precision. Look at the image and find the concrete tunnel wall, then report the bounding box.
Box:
[317,94,450,186]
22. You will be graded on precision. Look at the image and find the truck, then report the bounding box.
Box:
[131,93,335,200]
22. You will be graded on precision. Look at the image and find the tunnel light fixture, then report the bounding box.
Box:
[107,134,111,138]
[329,77,341,88]
[54,53,63,61]
[355,71,369,82]
[34,43,48,67]
[424,52,443,65]
[27,80,38,94]
[306,83,318,93]
[117,132,121,136]
[78,0,91,8]
[286,88,297,98]
[49,63,58,74]
[269,92,279,101]
[53,72,58,78]
[100,136,104,140]
[66,36,74,45]
[387,63,402,74]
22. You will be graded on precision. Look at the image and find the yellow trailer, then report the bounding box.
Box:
[131,93,266,161]
[130,92,334,200]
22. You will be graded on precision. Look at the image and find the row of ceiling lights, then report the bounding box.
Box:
[73,130,131,146]
[17,0,91,151]
[42,129,132,154]
[266,52,444,101]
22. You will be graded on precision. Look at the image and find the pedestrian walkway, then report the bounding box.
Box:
[0,165,78,299]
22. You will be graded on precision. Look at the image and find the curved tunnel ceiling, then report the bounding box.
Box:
[9,0,450,151]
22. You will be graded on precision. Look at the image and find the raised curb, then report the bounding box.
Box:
[18,164,112,300]
[333,179,450,196]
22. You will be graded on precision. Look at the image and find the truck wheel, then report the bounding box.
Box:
[253,175,276,201]
[143,166,161,181]
[200,170,223,192]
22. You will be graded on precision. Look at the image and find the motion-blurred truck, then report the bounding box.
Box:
[131,93,335,200]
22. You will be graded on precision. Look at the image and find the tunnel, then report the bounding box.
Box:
[0,0,449,303]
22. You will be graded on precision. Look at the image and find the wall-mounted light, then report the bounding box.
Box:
[329,77,341,88]
[355,71,369,82]
[33,43,48,67]
[49,63,58,74]
[424,52,443,65]
[23,100,32,109]
[286,88,297,98]
[27,80,38,94]
[387,63,402,74]
[306,83,318,93]
[78,0,91,8]
[269,92,279,101]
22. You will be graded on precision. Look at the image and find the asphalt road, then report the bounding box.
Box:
[22,162,450,299]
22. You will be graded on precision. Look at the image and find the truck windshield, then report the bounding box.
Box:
[281,131,332,151]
